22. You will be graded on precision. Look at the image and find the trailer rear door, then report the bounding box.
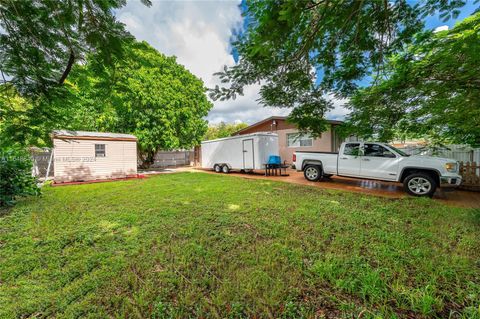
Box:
[242,139,254,169]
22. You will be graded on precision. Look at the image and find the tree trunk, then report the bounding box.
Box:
[58,49,75,84]
[139,150,156,169]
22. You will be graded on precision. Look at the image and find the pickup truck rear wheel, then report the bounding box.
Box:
[304,165,322,181]
[403,173,437,197]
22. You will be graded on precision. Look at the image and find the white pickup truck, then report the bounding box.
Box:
[293,142,462,197]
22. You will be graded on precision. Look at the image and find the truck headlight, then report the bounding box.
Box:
[445,162,457,173]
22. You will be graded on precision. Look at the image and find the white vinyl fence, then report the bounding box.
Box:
[398,144,480,163]
[149,150,194,168]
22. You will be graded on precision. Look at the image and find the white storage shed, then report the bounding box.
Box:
[201,133,279,173]
[52,130,137,182]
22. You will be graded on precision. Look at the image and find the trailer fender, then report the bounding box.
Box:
[214,163,232,170]
[221,163,232,169]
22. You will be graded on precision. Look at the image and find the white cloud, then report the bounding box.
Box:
[434,25,449,33]
[117,1,348,124]
[326,93,350,120]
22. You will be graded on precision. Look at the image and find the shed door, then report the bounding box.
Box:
[242,139,254,169]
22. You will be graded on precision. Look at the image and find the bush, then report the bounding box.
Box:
[0,147,40,206]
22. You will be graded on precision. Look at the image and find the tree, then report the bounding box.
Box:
[210,0,476,137]
[204,122,249,140]
[0,0,151,96]
[58,40,212,167]
[0,83,81,147]
[343,13,480,146]
[0,41,213,165]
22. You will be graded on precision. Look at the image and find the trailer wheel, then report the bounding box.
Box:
[222,165,230,174]
[214,164,222,173]
[304,165,322,181]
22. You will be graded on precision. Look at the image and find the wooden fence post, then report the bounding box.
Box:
[459,161,480,190]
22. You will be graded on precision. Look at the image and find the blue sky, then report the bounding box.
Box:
[117,1,477,124]
[424,0,478,29]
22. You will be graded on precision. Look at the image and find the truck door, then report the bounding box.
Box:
[359,143,400,180]
[242,139,254,169]
[337,142,361,176]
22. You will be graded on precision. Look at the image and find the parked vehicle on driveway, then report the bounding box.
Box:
[293,142,462,197]
[201,133,279,173]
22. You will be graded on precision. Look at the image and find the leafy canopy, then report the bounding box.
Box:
[204,122,249,140]
[57,40,212,166]
[210,0,476,136]
[0,41,213,165]
[343,13,480,146]
[0,0,151,95]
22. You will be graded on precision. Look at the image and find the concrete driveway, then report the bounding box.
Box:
[195,168,480,209]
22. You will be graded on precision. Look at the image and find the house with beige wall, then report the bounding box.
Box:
[52,130,137,182]
[233,116,344,164]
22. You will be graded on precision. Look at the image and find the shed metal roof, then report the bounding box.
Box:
[52,130,137,141]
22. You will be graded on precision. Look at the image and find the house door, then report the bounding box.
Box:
[242,139,254,169]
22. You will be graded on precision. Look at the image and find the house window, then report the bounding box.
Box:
[287,133,313,147]
[95,144,106,157]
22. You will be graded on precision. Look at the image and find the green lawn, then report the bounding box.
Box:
[1,172,479,318]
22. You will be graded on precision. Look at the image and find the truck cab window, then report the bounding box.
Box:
[343,143,360,156]
[364,143,395,158]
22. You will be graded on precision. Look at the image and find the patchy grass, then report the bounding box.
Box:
[0,172,479,318]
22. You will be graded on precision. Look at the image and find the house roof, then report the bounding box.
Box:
[233,116,343,135]
[52,130,137,141]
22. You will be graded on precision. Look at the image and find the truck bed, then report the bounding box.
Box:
[294,151,338,175]
[295,151,338,154]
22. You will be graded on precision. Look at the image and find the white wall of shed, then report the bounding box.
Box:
[53,138,137,182]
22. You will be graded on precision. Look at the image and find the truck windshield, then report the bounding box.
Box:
[388,145,410,157]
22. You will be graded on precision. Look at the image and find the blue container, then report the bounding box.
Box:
[267,155,281,165]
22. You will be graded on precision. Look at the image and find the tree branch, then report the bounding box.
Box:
[58,49,75,84]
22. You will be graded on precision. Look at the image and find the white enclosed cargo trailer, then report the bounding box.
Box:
[201,133,279,173]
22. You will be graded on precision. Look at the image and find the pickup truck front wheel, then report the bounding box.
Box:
[304,165,322,182]
[403,173,437,197]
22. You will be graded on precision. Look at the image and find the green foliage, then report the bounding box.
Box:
[0,147,39,206]
[203,122,248,140]
[0,85,60,147]
[0,173,479,317]
[0,0,151,95]
[62,41,212,166]
[210,0,476,136]
[0,41,213,167]
[344,13,480,146]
